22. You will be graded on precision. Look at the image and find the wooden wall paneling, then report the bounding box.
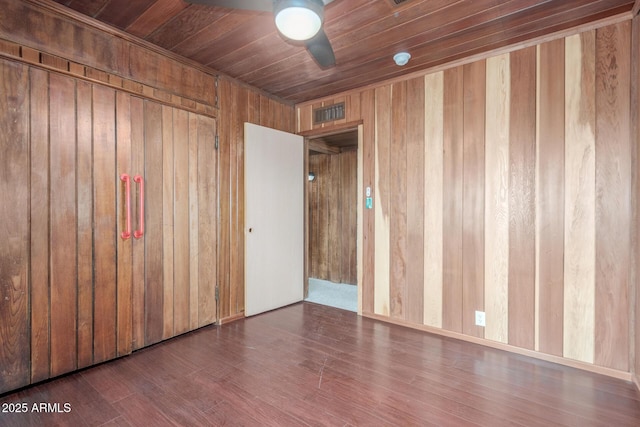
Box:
[390,81,408,319]
[308,154,320,279]
[536,39,565,357]
[0,59,30,393]
[298,104,312,133]
[173,108,191,335]
[374,85,392,316]
[632,13,640,384]
[260,95,274,129]
[462,60,486,338]
[197,115,217,325]
[218,79,231,320]
[423,72,444,329]
[49,72,78,376]
[143,100,164,346]
[484,53,510,344]
[361,89,376,314]
[307,151,358,284]
[188,112,200,330]
[76,80,93,369]
[115,91,133,357]
[316,155,329,280]
[131,96,146,351]
[406,77,425,325]
[162,105,175,339]
[230,85,247,316]
[1,2,226,105]
[342,150,358,285]
[564,31,596,364]
[442,67,464,333]
[92,84,118,364]
[238,90,260,315]
[357,124,364,313]
[508,47,537,350]
[346,93,361,123]
[594,21,631,371]
[29,66,50,383]
[328,154,341,283]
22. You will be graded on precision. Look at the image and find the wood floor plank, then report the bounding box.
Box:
[2,303,639,426]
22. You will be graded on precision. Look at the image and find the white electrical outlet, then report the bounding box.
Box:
[475,310,486,327]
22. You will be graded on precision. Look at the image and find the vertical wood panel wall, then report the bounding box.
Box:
[308,151,358,285]
[632,14,640,387]
[297,20,636,377]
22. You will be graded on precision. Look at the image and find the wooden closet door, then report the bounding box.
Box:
[0,59,30,394]
[132,101,218,350]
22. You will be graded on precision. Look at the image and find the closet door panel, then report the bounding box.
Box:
[29,66,51,383]
[162,105,175,340]
[76,79,94,369]
[131,97,146,351]
[49,72,78,377]
[93,84,118,364]
[0,59,30,394]
[173,108,191,335]
[116,91,134,357]
[143,100,165,346]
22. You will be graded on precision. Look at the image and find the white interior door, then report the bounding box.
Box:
[244,123,304,316]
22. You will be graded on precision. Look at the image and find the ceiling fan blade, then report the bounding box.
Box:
[185,0,272,12]
[305,28,335,68]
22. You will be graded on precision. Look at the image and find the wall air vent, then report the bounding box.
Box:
[389,0,409,5]
[313,102,345,124]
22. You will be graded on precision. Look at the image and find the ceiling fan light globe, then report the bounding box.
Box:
[274,0,323,41]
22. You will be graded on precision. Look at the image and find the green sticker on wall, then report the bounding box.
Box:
[366,197,373,209]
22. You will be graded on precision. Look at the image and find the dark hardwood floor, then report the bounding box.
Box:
[1,302,639,426]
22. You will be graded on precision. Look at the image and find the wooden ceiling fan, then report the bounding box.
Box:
[186,0,336,68]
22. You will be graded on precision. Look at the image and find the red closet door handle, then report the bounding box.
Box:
[134,175,144,239]
[120,174,131,240]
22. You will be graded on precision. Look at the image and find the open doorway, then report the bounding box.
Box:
[304,128,359,312]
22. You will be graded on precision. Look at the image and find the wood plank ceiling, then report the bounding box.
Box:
[54,0,635,103]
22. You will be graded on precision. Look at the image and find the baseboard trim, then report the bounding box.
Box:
[219,312,245,325]
[361,311,633,383]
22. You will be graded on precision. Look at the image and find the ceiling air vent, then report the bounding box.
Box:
[313,102,345,124]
